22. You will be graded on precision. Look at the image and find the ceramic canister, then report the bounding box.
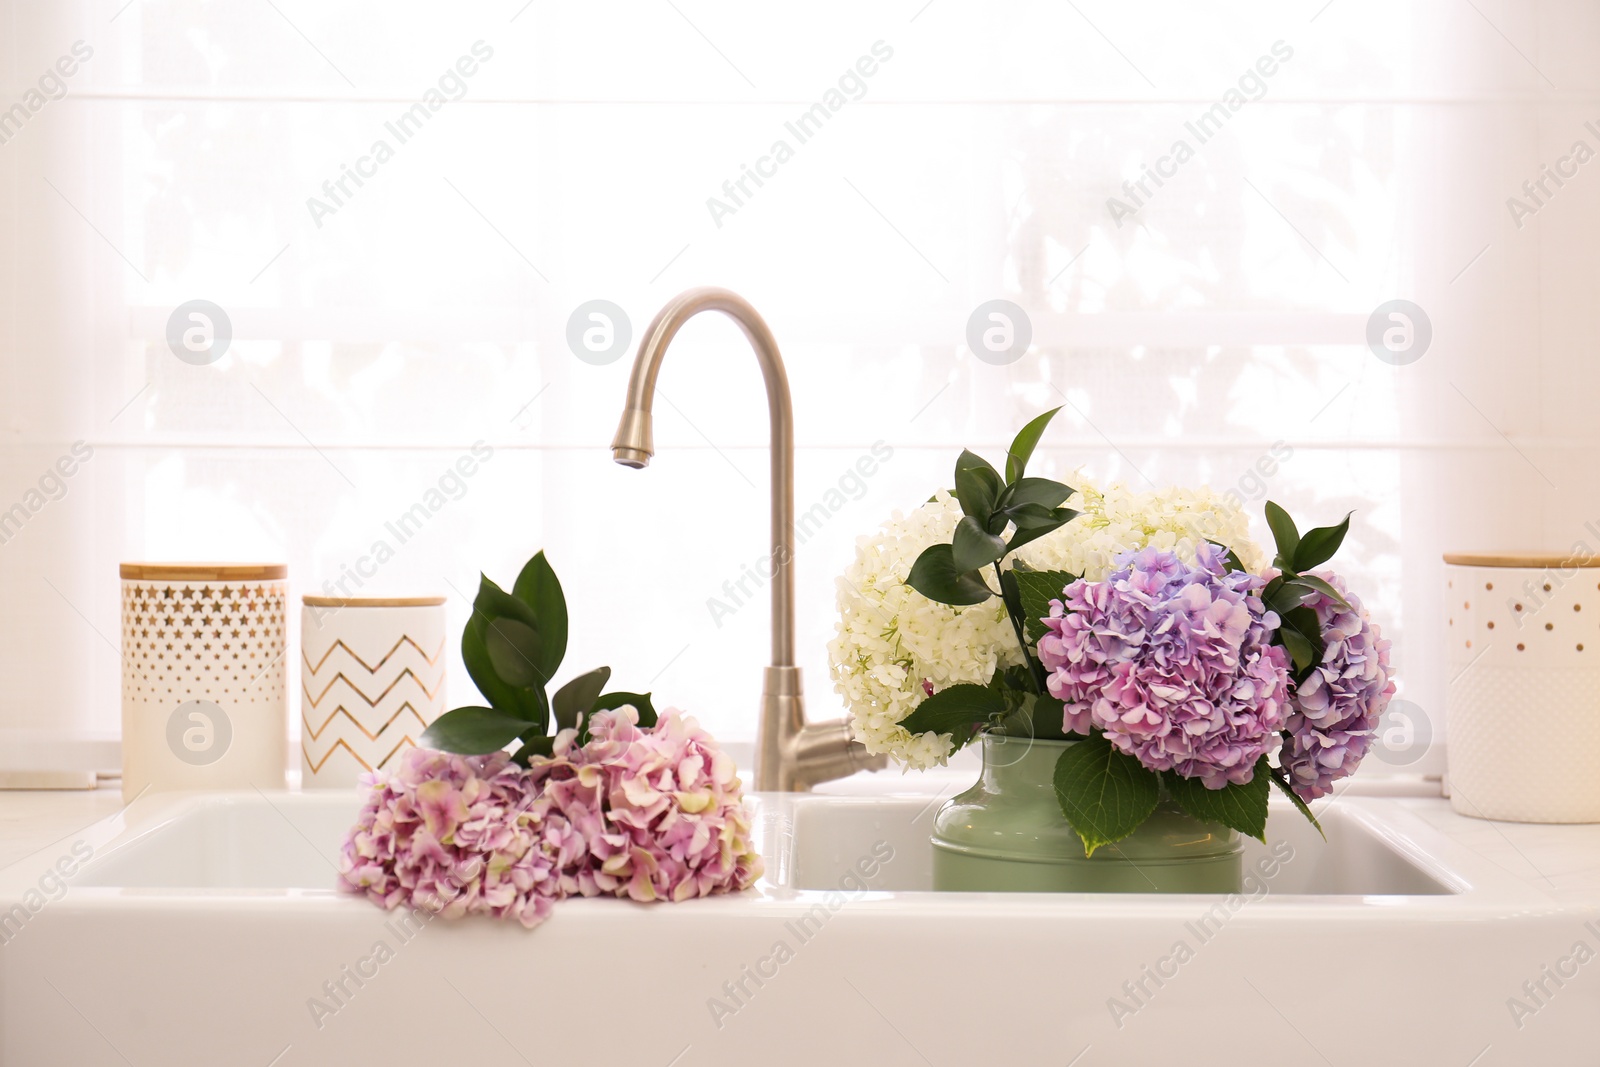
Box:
[300,596,447,787]
[1445,552,1600,823]
[120,563,289,802]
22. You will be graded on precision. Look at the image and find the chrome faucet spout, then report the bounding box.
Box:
[610,287,884,790]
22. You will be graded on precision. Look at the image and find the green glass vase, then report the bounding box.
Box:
[931,733,1243,893]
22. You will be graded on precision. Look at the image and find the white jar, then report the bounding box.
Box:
[1445,552,1600,823]
[120,563,289,802]
[300,596,447,788]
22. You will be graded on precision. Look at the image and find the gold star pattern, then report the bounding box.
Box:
[121,577,287,707]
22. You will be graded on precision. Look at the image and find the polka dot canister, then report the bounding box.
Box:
[1444,552,1600,823]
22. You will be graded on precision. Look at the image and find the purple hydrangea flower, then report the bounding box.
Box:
[336,707,762,926]
[1037,543,1291,789]
[1280,571,1396,801]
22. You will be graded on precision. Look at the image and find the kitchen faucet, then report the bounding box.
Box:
[610,287,887,790]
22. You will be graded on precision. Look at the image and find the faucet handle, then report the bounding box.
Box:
[757,666,885,790]
[791,719,889,790]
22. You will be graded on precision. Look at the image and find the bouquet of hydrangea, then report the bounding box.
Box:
[337,551,761,926]
[829,409,1395,853]
[829,473,1264,771]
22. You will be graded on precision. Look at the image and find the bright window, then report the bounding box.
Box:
[3,0,1592,782]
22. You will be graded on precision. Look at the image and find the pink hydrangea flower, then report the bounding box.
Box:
[1038,544,1291,789]
[336,708,762,926]
[337,747,591,928]
[573,707,763,903]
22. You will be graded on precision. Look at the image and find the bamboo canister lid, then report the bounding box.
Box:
[1443,552,1600,569]
[301,595,446,607]
[119,563,288,581]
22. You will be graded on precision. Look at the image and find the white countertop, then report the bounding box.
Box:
[2,778,1597,1066]
[1397,796,1600,902]
[1,778,1597,901]
[0,786,126,872]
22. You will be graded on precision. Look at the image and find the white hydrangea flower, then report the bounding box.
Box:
[1015,477,1268,580]
[828,474,1266,770]
[826,491,1020,771]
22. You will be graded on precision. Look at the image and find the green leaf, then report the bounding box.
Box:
[898,683,1006,751]
[1262,575,1310,618]
[1162,757,1271,842]
[997,565,1027,635]
[1003,501,1062,530]
[420,706,530,754]
[1011,567,1077,644]
[462,617,523,716]
[552,666,611,732]
[1269,767,1325,840]
[511,734,555,767]
[1005,509,1077,553]
[906,543,995,606]
[1278,625,1315,675]
[952,515,1008,572]
[461,615,546,726]
[1263,501,1300,569]
[1005,407,1063,483]
[1052,735,1161,856]
[472,575,547,687]
[512,551,568,679]
[997,572,1050,693]
[474,573,540,630]
[460,574,553,727]
[953,449,1003,521]
[1293,512,1352,572]
[1006,476,1074,511]
[485,617,543,688]
[593,691,657,729]
[1285,573,1349,609]
[1278,604,1326,679]
[995,690,1068,741]
[990,664,1036,698]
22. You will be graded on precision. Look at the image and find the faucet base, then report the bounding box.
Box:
[756,666,887,791]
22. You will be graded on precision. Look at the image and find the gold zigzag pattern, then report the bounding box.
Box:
[302,701,430,742]
[302,634,446,675]
[305,735,419,774]
[303,667,443,708]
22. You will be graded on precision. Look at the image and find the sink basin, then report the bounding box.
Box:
[787,795,1458,896]
[1,788,1594,1065]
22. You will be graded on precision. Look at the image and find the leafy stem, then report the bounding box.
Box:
[421,550,660,764]
[906,407,1077,634]
[995,561,1045,694]
[1259,500,1355,682]
[896,410,1081,753]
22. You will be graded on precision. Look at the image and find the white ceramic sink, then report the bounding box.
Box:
[1,788,1595,1065]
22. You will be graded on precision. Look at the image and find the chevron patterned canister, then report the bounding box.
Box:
[300,596,447,787]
